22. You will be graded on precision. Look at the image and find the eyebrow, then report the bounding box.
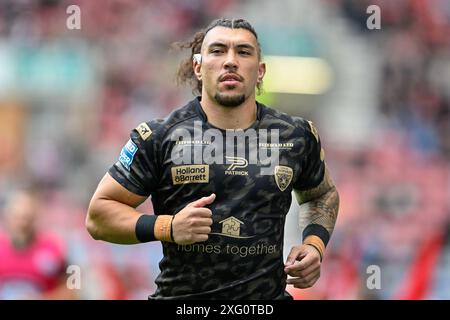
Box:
[207,42,256,51]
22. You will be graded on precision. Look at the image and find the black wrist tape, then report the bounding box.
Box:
[135,214,157,242]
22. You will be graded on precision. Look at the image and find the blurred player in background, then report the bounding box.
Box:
[0,188,75,299]
[86,18,339,299]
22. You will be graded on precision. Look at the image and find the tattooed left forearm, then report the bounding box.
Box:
[295,166,340,235]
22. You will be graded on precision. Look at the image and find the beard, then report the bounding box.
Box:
[214,92,246,107]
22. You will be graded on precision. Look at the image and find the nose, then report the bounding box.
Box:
[223,51,238,71]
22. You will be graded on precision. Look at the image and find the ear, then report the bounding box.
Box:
[257,62,266,84]
[193,58,202,80]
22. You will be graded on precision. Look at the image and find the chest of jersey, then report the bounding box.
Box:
[163,129,302,192]
[152,127,306,224]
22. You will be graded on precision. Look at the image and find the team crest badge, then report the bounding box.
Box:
[274,166,293,192]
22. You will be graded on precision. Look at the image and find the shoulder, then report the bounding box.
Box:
[259,101,314,133]
[0,232,9,247]
[131,100,199,143]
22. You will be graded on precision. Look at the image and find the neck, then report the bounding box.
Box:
[11,232,34,249]
[200,93,257,130]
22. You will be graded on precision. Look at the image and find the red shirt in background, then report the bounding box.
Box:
[0,232,66,299]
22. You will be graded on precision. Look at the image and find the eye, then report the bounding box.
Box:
[211,49,224,54]
[239,51,251,56]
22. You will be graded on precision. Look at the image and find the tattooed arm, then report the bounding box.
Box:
[294,164,339,260]
[284,165,339,289]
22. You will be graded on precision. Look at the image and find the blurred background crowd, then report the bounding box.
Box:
[0,0,449,299]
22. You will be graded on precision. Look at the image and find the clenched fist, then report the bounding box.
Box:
[172,194,215,244]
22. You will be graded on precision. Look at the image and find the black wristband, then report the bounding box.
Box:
[135,214,157,242]
[302,223,330,246]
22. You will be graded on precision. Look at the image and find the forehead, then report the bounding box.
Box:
[202,26,258,48]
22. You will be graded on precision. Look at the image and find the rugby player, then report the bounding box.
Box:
[86,18,339,299]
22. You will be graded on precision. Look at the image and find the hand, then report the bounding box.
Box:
[172,194,215,245]
[284,244,321,289]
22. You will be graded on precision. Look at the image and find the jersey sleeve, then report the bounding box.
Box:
[293,119,326,190]
[108,122,160,196]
